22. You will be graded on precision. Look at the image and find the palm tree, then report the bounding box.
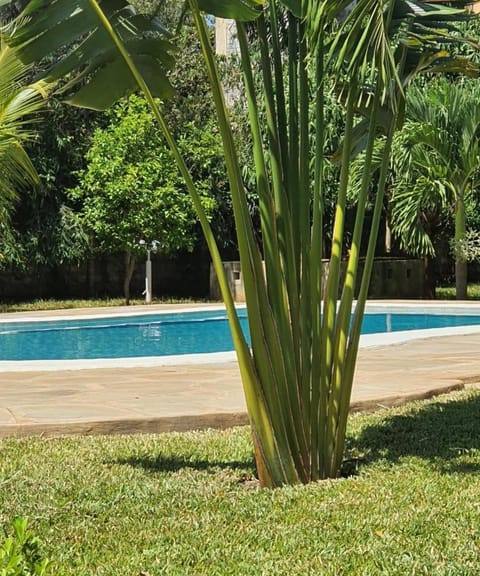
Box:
[0,37,48,221]
[4,0,477,485]
[391,78,480,300]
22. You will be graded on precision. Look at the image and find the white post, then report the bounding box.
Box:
[145,249,152,304]
[139,239,158,304]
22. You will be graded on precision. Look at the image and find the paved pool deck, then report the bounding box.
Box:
[0,302,479,438]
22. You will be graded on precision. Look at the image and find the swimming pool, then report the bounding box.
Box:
[2,303,480,364]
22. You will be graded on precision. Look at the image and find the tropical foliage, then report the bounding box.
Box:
[0,36,48,262]
[3,0,478,486]
[5,99,107,270]
[390,78,480,300]
[184,0,477,485]
[0,9,96,271]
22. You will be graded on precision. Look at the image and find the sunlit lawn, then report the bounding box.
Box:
[1,388,479,575]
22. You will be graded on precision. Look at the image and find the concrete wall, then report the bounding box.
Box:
[210,258,425,301]
[0,250,210,302]
[210,261,246,301]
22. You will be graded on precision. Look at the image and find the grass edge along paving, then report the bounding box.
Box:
[0,387,479,575]
[1,283,480,313]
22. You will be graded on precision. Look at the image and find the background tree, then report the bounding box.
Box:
[3,101,101,275]
[390,78,480,299]
[69,95,218,303]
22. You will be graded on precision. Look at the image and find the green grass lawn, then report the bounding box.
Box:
[436,283,480,300]
[1,388,479,575]
[2,284,480,314]
[0,297,207,314]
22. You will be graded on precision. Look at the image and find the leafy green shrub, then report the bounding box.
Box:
[0,518,51,576]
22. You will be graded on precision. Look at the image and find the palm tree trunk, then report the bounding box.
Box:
[424,255,436,299]
[455,260,468,300]
[455,192,467,300]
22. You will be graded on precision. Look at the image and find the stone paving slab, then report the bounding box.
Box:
[0,332,479,438]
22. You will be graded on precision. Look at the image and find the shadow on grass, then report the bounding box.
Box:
[114,391,479,479]
[350,390,480,474]
[116,453,256,476]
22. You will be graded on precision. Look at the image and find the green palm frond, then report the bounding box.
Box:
[0,140,38,194]
[390,176,441,256]
[330,0,400,91]
[0,42,49,215]
[347,137,386,204]
[5,0,265,113]
[405,80,480,183]
[330,0,478,104]
[397,0,479,79]
[306,0,359,43]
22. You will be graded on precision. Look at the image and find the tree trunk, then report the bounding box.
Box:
[87,233,96,297]
[423,255,436,299]
[123,252,136,305]
[455,192,467,300]
[88,256,96,297]
[455,259,468,300]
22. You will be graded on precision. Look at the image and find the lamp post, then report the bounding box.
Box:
[139,239,159,303]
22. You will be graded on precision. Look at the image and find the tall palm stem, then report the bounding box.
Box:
[298,19,313,433]
[191,0,311,486]
[236,20,307,482]
[455,189,467,299]
[334,119,396,474]
[310,31,325,480]
[326,82,382,476]
[319,86,356,478]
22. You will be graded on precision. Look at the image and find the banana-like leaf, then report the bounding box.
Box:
[279,0,302,17]
[6,0,176,111]
[198,0,264,20]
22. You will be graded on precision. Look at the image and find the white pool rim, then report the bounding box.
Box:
[1,301,480,372]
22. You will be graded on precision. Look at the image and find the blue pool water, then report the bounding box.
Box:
[1,309,480,361]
